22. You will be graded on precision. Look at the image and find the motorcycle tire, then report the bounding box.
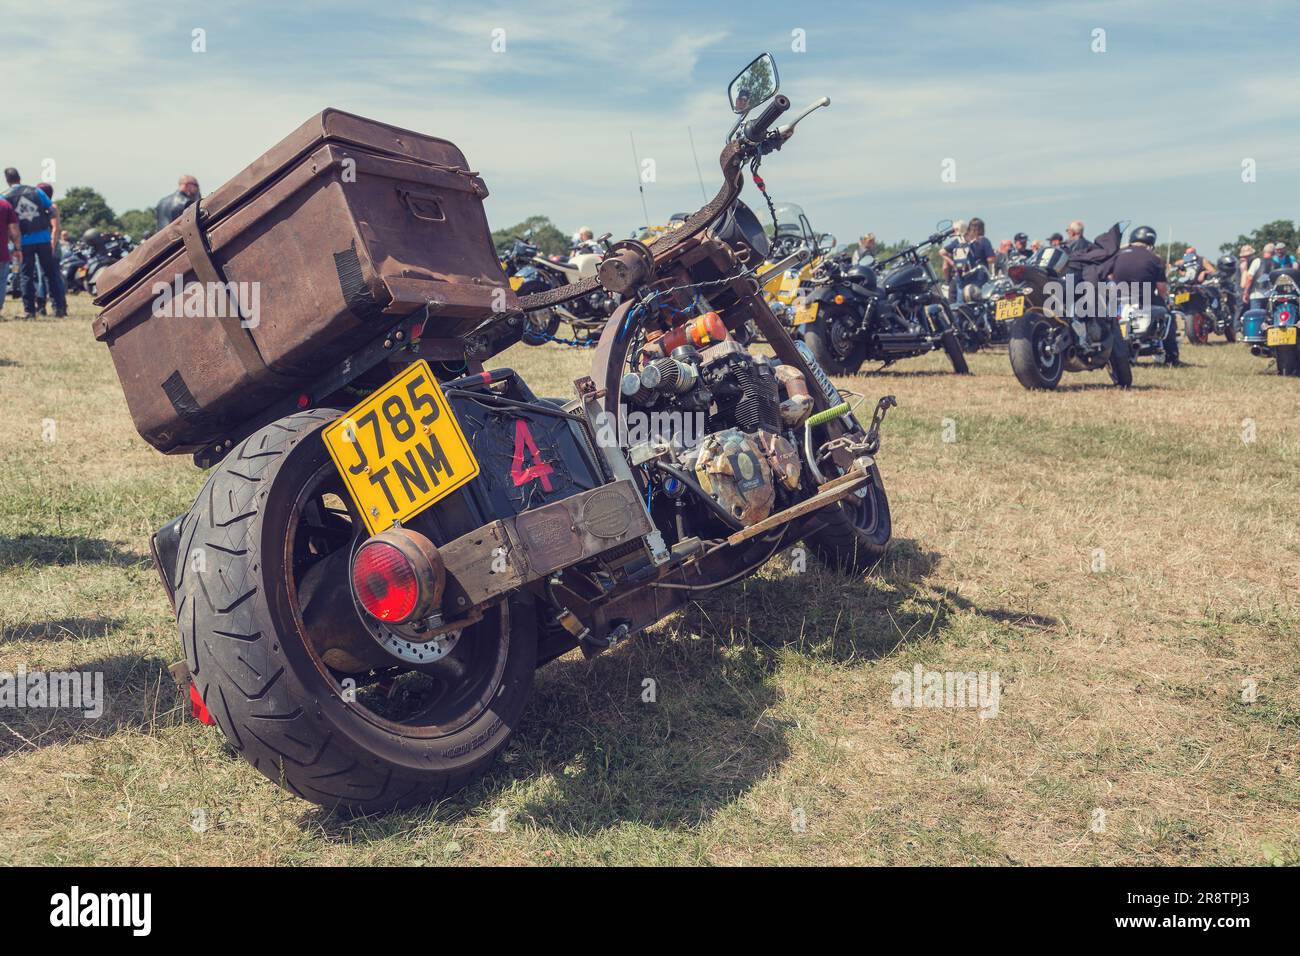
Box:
[521,310,561,345]
[1008,313,1063,390]
[1275,344,1299,376]
[1186,312,1210,344]
[941,328,970,374]
[804,463,891,574]
[1108,323,1133,388]
[803,310,864,376]
[173,408,538,813]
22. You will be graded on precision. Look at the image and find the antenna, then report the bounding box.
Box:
[629,132,651,229]
[687,126,708,202]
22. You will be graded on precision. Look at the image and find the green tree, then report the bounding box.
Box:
[117,208,156,242]
[56,186,118,239]
[1220,220,1298,255]
[491,216,569,257]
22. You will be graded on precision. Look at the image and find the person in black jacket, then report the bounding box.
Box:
[1109,225,1168,308]
[155,175,200,230]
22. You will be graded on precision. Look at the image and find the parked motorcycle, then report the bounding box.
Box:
[499,235,617,345]
[952,273,1019,351]
[1173,273,1236,344]
[761,202,834,334]
[1119,299,1180,365]
[81,230,133,296]
[1264,269,1300,375]
[794,225,969,376]
[1006,240,1133,389]
[61,242,91,295]
[135,53,896,812]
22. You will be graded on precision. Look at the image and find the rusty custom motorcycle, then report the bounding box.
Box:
[99,54,895,812]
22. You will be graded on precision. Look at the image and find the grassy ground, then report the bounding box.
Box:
[0,295,1296,866]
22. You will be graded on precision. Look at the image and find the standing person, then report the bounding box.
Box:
[994,238,1013,273]
[34,183,65,315]
[940,219,966,299]
[0,195,21,320]
[1242,244,1273,311]
[852,233,877,264]
[1064,220,1089,255]
[1272,241,1296,270]
[3,168,66,318]
[951,217,995,301]
[155,174,200,230]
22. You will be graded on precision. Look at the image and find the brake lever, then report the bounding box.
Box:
[777,96,831,141]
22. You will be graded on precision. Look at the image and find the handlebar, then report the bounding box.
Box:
[743,94,791,144]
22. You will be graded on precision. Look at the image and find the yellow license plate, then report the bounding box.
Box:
[322,360,479,535]
[1267,326,1297,346]
[1173,291,1191,305]
[792,300,819,325]
[1118,321,1129,338]
[994,296,1025,320]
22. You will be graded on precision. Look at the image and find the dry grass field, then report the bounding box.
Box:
[1,294,1297,865]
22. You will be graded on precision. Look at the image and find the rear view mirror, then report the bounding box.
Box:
[729,54,779,115]
[936,219,954,235]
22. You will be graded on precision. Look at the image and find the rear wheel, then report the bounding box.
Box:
[1276,344,1299,376]
[1008,312,1064,390]
[521,310,561,345]
[174,409,537,813]
[1186,311,1210,344]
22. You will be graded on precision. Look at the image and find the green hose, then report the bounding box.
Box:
[806,401,850,428]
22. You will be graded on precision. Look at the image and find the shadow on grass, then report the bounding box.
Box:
[304,538,1055,840]
[0,357,18,368]
[0,653,179,758]
[1,616,127,644]
[0,534,145,569]
[1054,382,1160,392]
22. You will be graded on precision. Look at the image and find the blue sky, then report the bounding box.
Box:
[10,0,1296,251]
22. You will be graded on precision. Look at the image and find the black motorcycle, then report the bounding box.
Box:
[61,242,91,295]
[81,231,133,296]
[796,223,969,376]
[1173,273,1236,344]
[1006,238,1132,390]
[499,237,618,345]
[952,273,1022,351]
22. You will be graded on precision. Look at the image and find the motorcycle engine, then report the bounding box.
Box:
[624,321,812,529]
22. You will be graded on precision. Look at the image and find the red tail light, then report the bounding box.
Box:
[352,542,419,622]
[1008,265,1027,281]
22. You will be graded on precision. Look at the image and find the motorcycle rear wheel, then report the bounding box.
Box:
[1275,344,1299,376]
[1186,312,1210,344]
[173,408,537,813]
[1008,313,1063,390]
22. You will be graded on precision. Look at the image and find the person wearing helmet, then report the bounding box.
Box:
[1111,226,1175,362]
[1110,226,1168,307]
